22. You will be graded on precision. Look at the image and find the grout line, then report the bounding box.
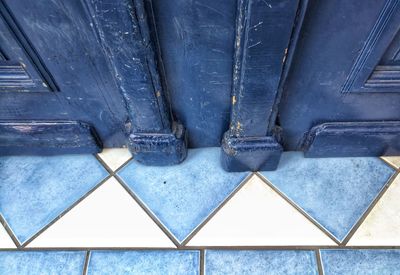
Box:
[113,174,181,248]
[94,154,115,175]
[82,250,91,275]
[2,246,400,252]
[180,173,254,246]
[3,151,400,252]
[341,170,400,246]
[0,213,21,248]
[181,245,339,250]
[94,153,133,176]
[200,249,205,275]
[379,157,400,171]
[6,151,130,250]
[21,174,112,248]
[315,249,324,275]
[255,173,341,245]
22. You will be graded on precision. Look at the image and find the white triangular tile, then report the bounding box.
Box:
[348,174,400,246]
[97,148,132,171]
[187,175,336,246]
[381,156,400,169]
[0,223,16,248]
[27,177,175,248]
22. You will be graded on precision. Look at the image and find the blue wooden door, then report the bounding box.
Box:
[2,0,399,171]
[0,0,130,154]
[279,0,400,157]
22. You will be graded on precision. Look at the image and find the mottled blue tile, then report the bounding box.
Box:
[118,148,248,242]
[261,152,395,241]
[320,249,400,275]
[0,251,86,275]
[87,250,199,275]
[0,155,108,243]
[205,250,318,275]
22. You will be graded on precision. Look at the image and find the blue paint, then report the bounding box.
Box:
[87,250,199,275]
[2,0,400,168]
[151,0,236,148]
[280,0,400,152]
[220,0,299,172]
[0,2,53,92]
[0,154,108,243]
[118,148,248,241]
[221,133,282,172]
[205,250,318,275]
[129,122,188,166]
[0,0,129,148]
[0,121,101,155]
[87,0,171,134]
[89,0,189,165]
[261,152,395,241]
[303,122,400,157]
[342,0,400,93]
[320,249,400,275]
[0,251,86,275]
[229,0,299,137]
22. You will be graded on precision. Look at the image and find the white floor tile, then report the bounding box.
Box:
[381,156,400,169]
[186,175,336,246]
[348,174,400,246]
[97,148,132,171]
[27,177,175,248]
[0,223,16,248]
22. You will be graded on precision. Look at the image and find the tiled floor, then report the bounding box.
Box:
[0,147,400,274]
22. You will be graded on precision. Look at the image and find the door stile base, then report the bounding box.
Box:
[220,0,300,172]
[221,131,283,172]
[129,122,188,166]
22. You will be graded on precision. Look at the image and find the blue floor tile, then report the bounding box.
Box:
[87,250,199,275]
[0,155,108,243]
[320,249,400,275]
[118,148,248,242]
[0,251,86,275]
[261,152,395,241]
[205,250,318,275]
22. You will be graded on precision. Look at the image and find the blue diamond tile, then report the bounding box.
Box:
[261,152,395,241]
[205,250,318,275]
[320,249,400,275]
[0,155,108,243]
[118,148,248,242]
[0,251,86,275]
[87,250,199,275]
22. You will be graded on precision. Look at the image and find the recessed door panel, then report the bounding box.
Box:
[279,0,400,151]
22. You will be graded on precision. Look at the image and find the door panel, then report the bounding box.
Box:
[0,0,128,148]
[151,0,236,147]
[341,0,400,93]
[0,5,51,92]
[279,0,400,153]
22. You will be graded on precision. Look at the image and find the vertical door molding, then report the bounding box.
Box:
[341,0,400,93]
[221,0,302,171]
[84,0,187,165]
[0,0,56,92]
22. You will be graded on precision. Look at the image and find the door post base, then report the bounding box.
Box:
[128,122,188,166]
[221,132,283,172]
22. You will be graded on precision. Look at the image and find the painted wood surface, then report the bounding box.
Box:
[150,0,236,147]
[0,121,101,154]
[221,0,300,171]
[1,0,400,170]
[303,121,400,157]
[0,0,128,149]
[279,0,400,154]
